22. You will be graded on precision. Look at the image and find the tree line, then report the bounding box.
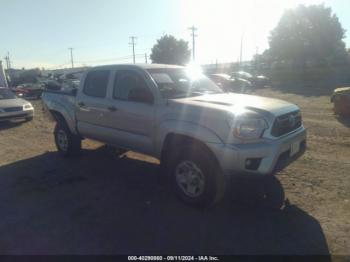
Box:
[150,4,350,88]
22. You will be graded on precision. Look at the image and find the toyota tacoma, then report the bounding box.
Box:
[42,64,306,207]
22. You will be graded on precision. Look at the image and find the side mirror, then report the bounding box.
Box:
[128,87,154,104]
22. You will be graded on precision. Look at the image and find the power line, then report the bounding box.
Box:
[68,48,74,68]
[188,26,198,61]
[75,53,145,64]
[129,36,137,64]
[45,62,71,70]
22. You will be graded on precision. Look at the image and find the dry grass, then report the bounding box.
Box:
[256,88,350,254]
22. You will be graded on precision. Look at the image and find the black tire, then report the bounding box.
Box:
[168,144,226,208]
[25,116,33,122]
[262,176,285,210]
[54,121,81,157]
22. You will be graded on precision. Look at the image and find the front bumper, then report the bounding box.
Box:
[208,127,307,175]
[0,110,34,122]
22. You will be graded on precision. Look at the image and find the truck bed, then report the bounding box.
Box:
[41,89,78,132]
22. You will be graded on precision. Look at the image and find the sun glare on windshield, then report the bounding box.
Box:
[185,62,204,80]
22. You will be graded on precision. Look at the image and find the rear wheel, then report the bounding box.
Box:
[54,122,81,157]
[168,145,226,207]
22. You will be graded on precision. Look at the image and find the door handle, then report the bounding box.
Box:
[78,102,85,107]
[107,106,118,112]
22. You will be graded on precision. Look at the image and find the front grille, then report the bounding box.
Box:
[3,107,23,112]
[271,110,302,137]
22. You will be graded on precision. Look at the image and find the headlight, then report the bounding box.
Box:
[23,103,33,110]
[233,118,268,139]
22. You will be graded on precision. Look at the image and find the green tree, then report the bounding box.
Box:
[269,4,347,67]
[150,35,191,65]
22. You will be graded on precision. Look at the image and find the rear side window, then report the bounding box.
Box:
[83,70,110,98]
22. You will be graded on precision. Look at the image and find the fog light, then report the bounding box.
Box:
[245,158,262,170]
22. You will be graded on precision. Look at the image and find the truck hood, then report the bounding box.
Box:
[171,93,299,117]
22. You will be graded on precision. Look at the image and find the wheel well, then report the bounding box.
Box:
[160,133,218,170]
[50,110,82,139]
[49,110,67,125]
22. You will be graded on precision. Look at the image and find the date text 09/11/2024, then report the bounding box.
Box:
[127,256,220,261]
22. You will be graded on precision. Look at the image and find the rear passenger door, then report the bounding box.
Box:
[76,70,112,140]
[105,69,156,154]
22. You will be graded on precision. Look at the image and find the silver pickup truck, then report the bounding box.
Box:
[42,64,306,207]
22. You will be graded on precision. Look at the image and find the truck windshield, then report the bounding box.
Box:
[0,88,16,100]
[147,68,223,99]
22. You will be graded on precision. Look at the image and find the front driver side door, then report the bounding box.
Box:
[105,69,156,155]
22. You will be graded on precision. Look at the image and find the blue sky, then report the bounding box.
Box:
[1,0,349,69]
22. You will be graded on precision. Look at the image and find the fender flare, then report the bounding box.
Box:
[47,101,78,135]
[156,120,223,157]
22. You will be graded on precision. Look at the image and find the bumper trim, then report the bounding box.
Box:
[0,112,33,121]
[272,140,306,174]
[208,127,307,176]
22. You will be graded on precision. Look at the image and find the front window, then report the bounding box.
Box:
[0,88,16,100]
[147,68,223,99]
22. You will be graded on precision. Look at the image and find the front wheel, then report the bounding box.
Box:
[25,116,33,122]
[54,122,81,157]
[168,145,226,207]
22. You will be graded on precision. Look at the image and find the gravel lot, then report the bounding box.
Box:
[0,88,349,255]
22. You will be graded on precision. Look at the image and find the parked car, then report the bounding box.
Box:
[231,71,254,81]
[331,87,350,116]
[231,71,270,88]
[0,87,34,122]
[208,73,252,93]
[254,75,271,88]
[44,80,62,91]
[12,83,44,99]
[42,64,306,207]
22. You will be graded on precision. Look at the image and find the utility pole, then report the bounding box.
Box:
[239,33,244,67]
[145,53,148,64]
[0,60,9,87]
[4,56,9,69]
[129,36,137,64]
[69,48,74,68]
[7,52,11,69]
[255,46,259,71]
[188,26,198,61]
[4,52,11,69]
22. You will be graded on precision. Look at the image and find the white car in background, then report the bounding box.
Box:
[0,87,34,122]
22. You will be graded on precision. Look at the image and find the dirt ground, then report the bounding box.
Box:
[0,88,349,255]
